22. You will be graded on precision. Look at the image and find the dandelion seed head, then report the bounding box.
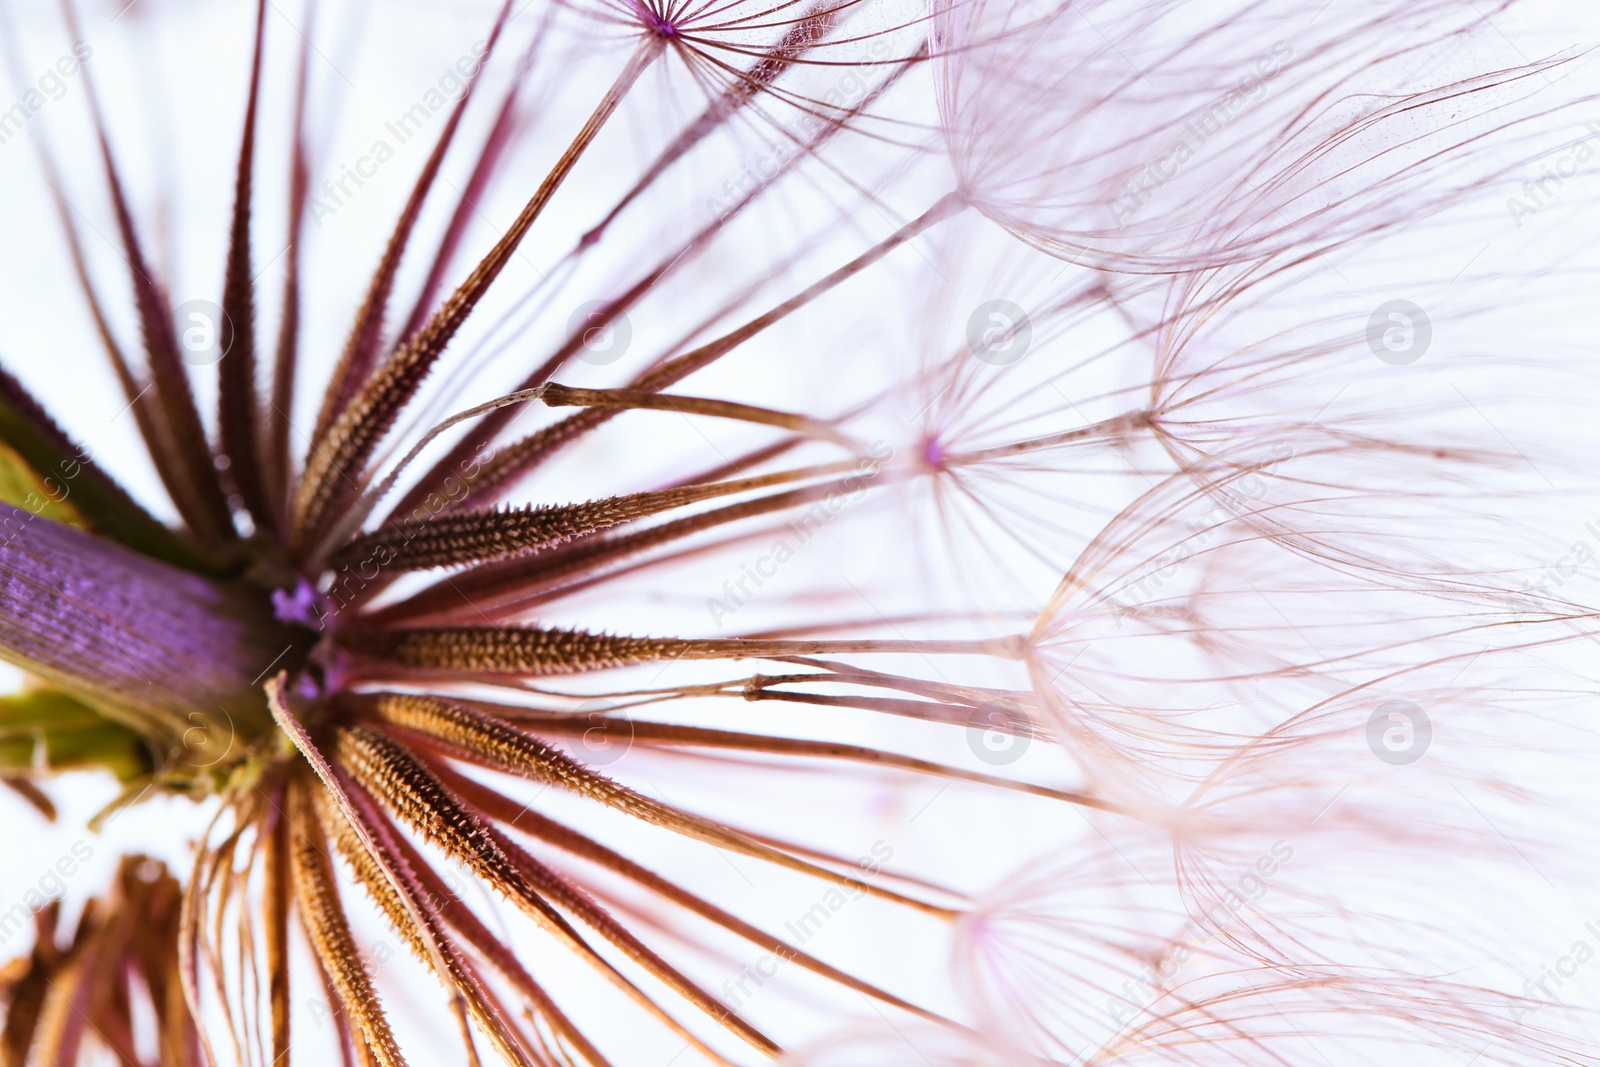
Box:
[4,0,1600,1063]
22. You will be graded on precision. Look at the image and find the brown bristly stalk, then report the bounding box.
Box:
[308,0,517,450]
[433,763,950,1025]
[0,4,216,567]
[291,37,667,552]
[216,0,271,531]
[450,190,965,509]
[268,674,501,1048]
[576,0,846,246]
[383,45,930,524]
[263,809,292,1066]
[263,0,316,530]
[292,695,672,1064]
[59,0,236,548]
[332,458,872,574]
[340,626,1024,683]
[367,478,885,625]
[475,667,1037,735]
[350,726,780,1058]
[348,693,959,918]
[537,382,863,448]
[285,775,409,1067]
[337,806,618,1067]
[3,70,216,561]
[341,201,954,609]
[463,710,1100,807]
[395,15,557,349]
[332,724,766,1062]
[307,773,546,1067]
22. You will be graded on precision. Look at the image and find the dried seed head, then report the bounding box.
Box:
[4,0,1600,1064]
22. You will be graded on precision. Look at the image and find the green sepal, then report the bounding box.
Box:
[0,366,233,575]
[0,687,152,782]
[0,439,84,527]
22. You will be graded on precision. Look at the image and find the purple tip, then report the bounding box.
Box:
[272,580,322,627]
